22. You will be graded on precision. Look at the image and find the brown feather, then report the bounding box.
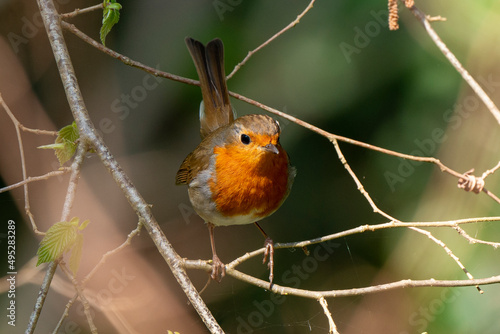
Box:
[185,37,234,138]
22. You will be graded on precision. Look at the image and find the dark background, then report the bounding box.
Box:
[1,0,500,333]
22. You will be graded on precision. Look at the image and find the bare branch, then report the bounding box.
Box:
[331,138,397,221]
[408,226,482,293]
[457,169,500,204]
[225,216,500,268]
[82,222,143,285]
[0,169,69,194]
[0,93,44,235]
[60,4,103,19]
[183,260,500,298]
[61,141,87,221]
[59,263,98,334]
[319,297,339,334]
[53,295,77,334]
[482,160,500,180]
[226,0,316,79]
[26,261,58,334]
[406,3,500,125]
[19,124,58,136]
[454,225,500,248]
[61,21,196,86]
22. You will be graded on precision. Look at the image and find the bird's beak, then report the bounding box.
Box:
[263,143,279,154]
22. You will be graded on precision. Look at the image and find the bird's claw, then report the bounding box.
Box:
[210,254,226,282]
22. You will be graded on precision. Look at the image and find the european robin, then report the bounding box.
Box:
[176,37,296,284]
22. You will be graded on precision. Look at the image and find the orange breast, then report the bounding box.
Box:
[210,143,290,219]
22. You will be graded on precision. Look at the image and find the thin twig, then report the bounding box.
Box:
[25,115,88,333]
[61,21,195,86]
[482,188,500,204]
[19,124,58,136]
[26,261,58,334]
[53,295,78,334]
[333,132,482,293]
[0,168,69,194]
[0,93,44,235]
[406,4,500,125]
[59,263,98,334]
[183,261,500,298]
[226,0,315,79]
[53,223,142,333]
[225,216,500,268]
[319,297,339,334]
[229,91,467,178]
[482,160,500,180]
[408,226,482,293]
[331,138,397,221]
[82,222,142,285]
[60,141,87,221]
[454,225,500,248]
[60,3,103,19]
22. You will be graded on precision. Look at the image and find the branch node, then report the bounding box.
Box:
[458,169,485,194]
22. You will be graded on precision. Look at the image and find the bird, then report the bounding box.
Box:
[176,37,296,285]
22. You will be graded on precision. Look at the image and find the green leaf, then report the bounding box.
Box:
[38,143,66,150]
[69,234,84,275]
[100,0,122,46]
[38,122,79,166]
[37,220,78,266]
[36,217,90,272]
[59,121,79,143]
[78,219,90,231]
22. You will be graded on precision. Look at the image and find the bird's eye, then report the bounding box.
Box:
[240,134,251,145]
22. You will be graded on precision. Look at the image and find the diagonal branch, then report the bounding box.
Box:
[405,3,500,125]
[408,226,482,293]
[226,0,316,79]
[26,135,87,332]
[36,0,223,333]
[319,297,339,334]
[26,261,58,334]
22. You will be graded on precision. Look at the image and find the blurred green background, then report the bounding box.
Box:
[1,0,500,333]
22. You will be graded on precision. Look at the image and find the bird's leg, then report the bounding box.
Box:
[254,222,274,288]
[208,222,225,281]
